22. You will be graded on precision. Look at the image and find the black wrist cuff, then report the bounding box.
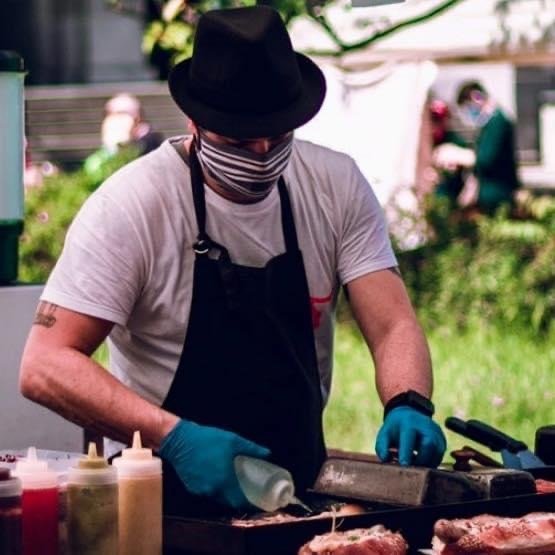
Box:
[384,390,435,419]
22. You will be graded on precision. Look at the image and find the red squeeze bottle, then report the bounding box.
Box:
[13,448,59,555]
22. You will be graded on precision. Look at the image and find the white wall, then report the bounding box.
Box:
[0,285,82,451]
[540,104,555,168]
[297,60,437,205]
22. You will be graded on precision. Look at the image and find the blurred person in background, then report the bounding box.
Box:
[23,137,58,189]
[84,93,163,179]
[435,82,519,215]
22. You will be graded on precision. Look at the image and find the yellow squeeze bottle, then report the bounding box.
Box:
[67,442,118,555]
[112,431,162,555]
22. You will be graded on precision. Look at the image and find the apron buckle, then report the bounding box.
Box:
[193,239,210,255]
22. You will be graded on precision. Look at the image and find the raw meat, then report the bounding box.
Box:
[432,512,555,554]
[298,524,408,554]
[536,480,555,494]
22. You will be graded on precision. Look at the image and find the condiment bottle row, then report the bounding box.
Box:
[0,431,162,555]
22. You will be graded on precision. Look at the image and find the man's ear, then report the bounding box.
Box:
[188,120,202,151]
[188,119,198,134]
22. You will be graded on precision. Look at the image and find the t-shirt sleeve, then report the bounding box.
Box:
[336,159,397,285]
[41,190,146,326]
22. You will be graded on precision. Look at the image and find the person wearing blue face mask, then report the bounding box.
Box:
[20,6,445,518]
[455,81,520,215]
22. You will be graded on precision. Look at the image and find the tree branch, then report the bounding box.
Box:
[305,5,351,49]
[304,0,467,57]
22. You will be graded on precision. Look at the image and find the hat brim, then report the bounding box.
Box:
[169,53,326,139]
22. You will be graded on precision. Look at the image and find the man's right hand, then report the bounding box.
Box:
[159,419,271,510]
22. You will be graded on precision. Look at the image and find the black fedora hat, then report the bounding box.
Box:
[168,6,326,139]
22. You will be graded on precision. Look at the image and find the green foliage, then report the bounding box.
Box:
[143,18,195,67]
[398,196,555,335]
[325,319,555,454]
[141,0,316,73]
[19,148,138,284]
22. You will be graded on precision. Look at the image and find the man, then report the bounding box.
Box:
[84,93,163,181]
[455,81,519,214]
[20,6,445,516]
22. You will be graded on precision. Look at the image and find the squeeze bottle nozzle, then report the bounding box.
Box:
[122,431,153,460]
[78,442,109,469]
[14,447,58,489]
[113,430,162,477]
[234,456,310,513]
[68,442,116,486]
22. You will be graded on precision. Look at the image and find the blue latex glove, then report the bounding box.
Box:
[159,419,271,509]
[375,406,446,468]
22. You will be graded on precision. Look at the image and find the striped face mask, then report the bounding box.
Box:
[195,130,294,201]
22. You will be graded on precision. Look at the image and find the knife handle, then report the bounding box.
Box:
[465,420,527,453]
[461,445,503,468]
[445,417,488,444]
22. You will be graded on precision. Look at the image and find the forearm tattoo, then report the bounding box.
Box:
[34,302,58,328]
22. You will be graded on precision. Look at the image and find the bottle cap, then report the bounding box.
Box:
[272,478,294,509]
[112,431,162,478]
[13,447,58,490]
[0,466,22,498]
[68,443,117,486]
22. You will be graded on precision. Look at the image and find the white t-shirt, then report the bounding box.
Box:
[43,137,396,409]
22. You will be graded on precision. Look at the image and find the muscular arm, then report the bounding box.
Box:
[346,268,432,405]
[20,302,179,448]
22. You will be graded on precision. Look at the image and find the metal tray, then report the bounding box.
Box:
[162,492,555,555]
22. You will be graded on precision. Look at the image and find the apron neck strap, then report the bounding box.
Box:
[188,143,300,254]
[189,142,211,253]
[277,176,299,252]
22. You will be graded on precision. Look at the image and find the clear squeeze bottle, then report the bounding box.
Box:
[112,431,162,555]
[67,442,118,555]
[13,447,59,555]
[0,466,22,555]
[234,456,309,512]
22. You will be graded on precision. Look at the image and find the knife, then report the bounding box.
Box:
[445,416,514,467]
[445,417,546,470]
[464,420,546,470]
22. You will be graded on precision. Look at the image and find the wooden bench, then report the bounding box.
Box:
[25,82,187,169]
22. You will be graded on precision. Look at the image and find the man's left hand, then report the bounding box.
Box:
[375,406,446,468]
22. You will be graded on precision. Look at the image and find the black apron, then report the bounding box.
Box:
[161,144,326,517]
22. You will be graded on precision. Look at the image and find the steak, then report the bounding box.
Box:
[298,524,408,555]
[432,512,555,554]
